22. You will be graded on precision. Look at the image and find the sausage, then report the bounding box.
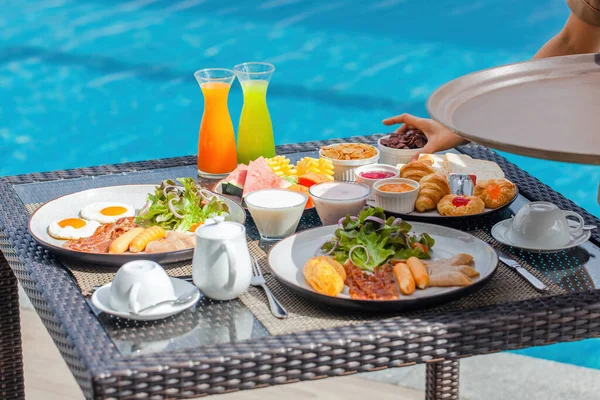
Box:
[393,262,415,295]
[406,257,429,289]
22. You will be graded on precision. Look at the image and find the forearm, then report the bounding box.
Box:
[443,131,471,149]
[534,32,576,58]
[534,14,600,59]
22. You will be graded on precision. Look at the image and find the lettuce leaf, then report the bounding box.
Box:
[321,207,434,271]
[136,178,230,231]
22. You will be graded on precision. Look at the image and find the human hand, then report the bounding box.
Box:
[382,113,469,161]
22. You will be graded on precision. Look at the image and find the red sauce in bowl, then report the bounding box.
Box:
[359,171,396,180]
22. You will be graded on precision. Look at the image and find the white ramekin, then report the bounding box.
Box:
[355,164,400,201]
[319,144,380,182]
[373,178,420,214]
[378,136,422,166]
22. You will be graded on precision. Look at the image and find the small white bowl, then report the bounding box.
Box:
[355,164,400,201]
[319,144,380,182]
[373,178,420,214]
[378,136,422,166]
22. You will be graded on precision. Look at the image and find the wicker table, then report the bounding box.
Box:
[1,137,600,400]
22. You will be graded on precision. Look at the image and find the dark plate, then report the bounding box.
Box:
[367,188,518,223]
[267,224,498,312]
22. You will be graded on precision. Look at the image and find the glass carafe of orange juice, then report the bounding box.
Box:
[194,68,238,179]
[234,62,276,164]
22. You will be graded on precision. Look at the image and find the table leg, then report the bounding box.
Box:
[425,360,459,400]
[0,253,25,400]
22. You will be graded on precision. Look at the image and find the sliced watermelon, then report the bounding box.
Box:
[223,164,248,187]
[242,157,291,197]
[298,173,329,188]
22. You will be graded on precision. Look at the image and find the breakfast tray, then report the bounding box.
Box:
[1,140,600,400]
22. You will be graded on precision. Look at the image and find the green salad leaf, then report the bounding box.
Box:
[321,207,434,272]
[136,178,230,231]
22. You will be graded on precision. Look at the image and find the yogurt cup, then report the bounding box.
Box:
[308,182,371,226]
[245,189,308,241]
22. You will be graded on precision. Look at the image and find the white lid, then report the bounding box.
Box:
[195,218,245,240]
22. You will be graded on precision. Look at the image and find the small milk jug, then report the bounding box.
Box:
[192,218,252,300]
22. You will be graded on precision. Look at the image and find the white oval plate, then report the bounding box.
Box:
[267,223,498,311]
[491,218,591,253]
[29,184,246,267]
[91,277,200,321]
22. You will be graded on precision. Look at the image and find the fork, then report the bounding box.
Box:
[251,256,288,319]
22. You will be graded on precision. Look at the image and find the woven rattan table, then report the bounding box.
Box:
[1,137,599,400]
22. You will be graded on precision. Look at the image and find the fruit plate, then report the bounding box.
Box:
[268,224,498,312]
[366,188,518,222]
[29,185,246,267]
[213,179,315,210]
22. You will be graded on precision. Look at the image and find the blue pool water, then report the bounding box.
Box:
[1,0,599,366]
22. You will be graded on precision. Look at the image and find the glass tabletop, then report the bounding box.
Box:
[11,153,600,357]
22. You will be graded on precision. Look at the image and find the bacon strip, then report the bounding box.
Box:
[63,217,138,253]
[344,261,400,300]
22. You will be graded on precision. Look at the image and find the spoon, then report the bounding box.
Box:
[584,225,597,231]
[133,288,198,315]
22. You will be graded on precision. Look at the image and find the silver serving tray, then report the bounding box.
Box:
[427,53,600,165]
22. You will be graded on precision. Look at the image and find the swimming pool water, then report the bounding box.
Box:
[2,0,600,368]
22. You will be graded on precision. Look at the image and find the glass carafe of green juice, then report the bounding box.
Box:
[234,62,276,164]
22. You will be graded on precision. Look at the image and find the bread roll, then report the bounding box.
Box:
[400,161,435,182]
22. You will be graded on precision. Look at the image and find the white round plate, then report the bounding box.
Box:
[491,218,591,253]
[29,184,246,267]
[267,223,498,311]
[91,277,200,321]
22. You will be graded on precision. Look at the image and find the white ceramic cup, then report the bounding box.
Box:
[192,219,252,301]
[373,178,420,214]
[109,260,175,314]
[508,201,585,249]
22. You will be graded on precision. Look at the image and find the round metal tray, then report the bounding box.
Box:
[427,53,600,165]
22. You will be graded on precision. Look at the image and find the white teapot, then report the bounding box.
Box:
[192,217,252,301]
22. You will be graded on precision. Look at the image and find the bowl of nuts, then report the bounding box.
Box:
[378,130,428,166]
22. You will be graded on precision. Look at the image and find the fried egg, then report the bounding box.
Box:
[80,202,135,224]
[48,218,101,240]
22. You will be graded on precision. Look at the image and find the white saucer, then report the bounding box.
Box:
[491,218,591,253]
[91,277,200,321]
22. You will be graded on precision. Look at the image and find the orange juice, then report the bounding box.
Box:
[194,68,238,178]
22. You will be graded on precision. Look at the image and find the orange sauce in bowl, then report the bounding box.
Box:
[378,183,415,193]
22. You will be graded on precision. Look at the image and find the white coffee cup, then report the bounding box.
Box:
[192,218,252,301]
[109,260,175,313]
[508,201,585,249]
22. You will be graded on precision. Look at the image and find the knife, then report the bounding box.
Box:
[496,250,549,292]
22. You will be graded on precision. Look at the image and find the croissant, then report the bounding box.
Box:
[399,161,435,182]
[437,195,485,216]
[474,179,516,209]
[415,174,450,212]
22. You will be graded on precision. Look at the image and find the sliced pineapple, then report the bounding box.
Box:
[295,157,334,180]
[266,155,296,177]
